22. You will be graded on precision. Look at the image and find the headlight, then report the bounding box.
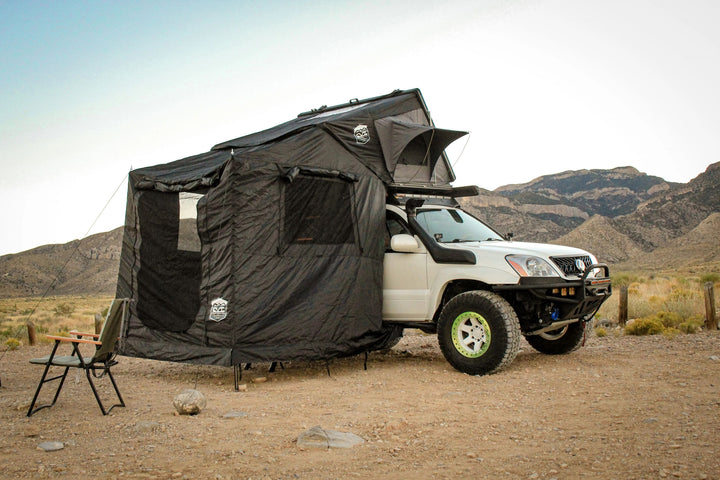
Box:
[506,255,559,277]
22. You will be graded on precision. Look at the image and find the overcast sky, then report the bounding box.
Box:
[1,0,718,255]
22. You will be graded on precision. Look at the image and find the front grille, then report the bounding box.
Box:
[550,255,592,276]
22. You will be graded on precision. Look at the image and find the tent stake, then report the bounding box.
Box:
[233,364,242,391]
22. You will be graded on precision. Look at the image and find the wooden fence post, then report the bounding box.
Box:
[26,321,37,346]
[94,314,103,335]
[618,286,628,327]
[705,282,718,330]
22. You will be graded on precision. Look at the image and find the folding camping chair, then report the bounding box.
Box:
[27,298,129,416]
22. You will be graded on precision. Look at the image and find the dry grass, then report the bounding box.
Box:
[0,295,113,345]
[596,272,719,333]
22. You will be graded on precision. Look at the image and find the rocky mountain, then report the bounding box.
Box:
[495,166,677,217]
[461,189,575,242]
[0,163,717,297]
[550,215,644,264]
[614,213,720,272]
[0,228,123,297]
[613,162,720,250]
[463,166,681,243]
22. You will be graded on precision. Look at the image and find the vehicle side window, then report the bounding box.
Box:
[385,211,411,251]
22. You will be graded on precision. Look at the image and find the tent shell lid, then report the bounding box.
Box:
[211,89,425,151]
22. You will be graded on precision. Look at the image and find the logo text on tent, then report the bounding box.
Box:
[209,298,228,322]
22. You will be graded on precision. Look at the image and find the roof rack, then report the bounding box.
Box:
[388,184,479,198]
[297,89,411,118]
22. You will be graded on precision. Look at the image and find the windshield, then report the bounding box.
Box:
[415,208,504,243]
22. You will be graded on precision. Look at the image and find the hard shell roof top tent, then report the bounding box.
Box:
[116,88,468,369]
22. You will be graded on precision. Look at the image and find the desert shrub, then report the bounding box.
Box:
[34,324,49,334]
[666,286,698,303]
[662,328,680,340]
[612,273,640,289]
[700,273,720,284]
[5,338,21,350]
[595,327,607,337]
[647,295,664,308]
[678,317,703,334]
[629,296,656,319]
[625,318,664,336]
[654,311,683,328]
[50,324,72,337]
[54,303,76,316]
[664,287,701,320]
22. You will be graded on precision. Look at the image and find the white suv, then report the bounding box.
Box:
[381,187,611,375]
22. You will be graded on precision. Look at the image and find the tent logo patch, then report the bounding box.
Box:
[209,298,228,322]
[354,124,370,144]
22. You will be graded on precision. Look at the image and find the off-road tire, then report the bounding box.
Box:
[525,320,587,355]
[437,290,521,375]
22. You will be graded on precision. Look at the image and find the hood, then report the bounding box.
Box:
[446,240,592,258]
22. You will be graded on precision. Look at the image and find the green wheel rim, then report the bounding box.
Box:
[452,311,491,358]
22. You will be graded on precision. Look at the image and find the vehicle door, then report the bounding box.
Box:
[382,210,429,321]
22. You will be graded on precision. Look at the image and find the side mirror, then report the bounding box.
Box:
[390,234,422,253]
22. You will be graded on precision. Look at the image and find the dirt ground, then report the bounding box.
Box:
[1,330,719,480]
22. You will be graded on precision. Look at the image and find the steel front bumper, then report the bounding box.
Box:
[494,264,612,321]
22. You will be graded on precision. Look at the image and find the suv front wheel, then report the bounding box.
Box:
[437,290,521,375]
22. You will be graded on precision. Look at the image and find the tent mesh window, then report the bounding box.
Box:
[283,176,354,245]
[136,191,202,332]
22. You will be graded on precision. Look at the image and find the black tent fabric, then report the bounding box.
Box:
[116,89,467,366]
